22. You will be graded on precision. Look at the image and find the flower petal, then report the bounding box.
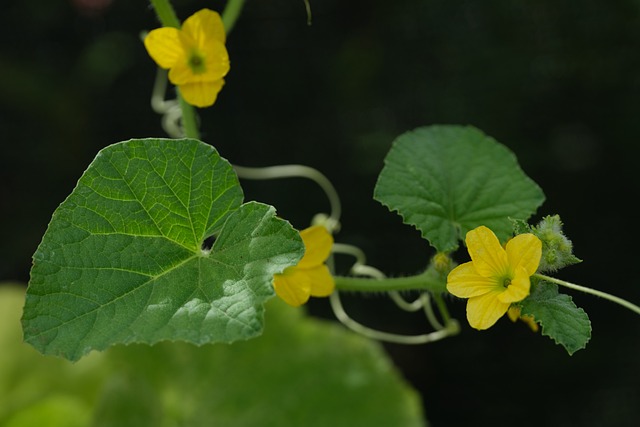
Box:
[306,265,335,297]
[497,265,531,303]
[506,233,542,275]
[446,262,499,298]
[201,41,230,79]
[298,226,333,268]
[182,8,226,46]
[507,305,520,322]
[507,305,539,331]
[273,268,311,307]
[144,27,184,69]
[168,58,195,85]
[178,80,225,108]
[466,291,511,330]
[465,226,509,278]
[167,41,229,86]
[521,315,539,332]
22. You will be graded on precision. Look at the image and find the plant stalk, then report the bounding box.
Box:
[149,0,181,28]
[334,270,443,293]
[222,0,246,34]
[535,273,640,315]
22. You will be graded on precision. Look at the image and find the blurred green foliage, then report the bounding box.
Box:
[2,285,425,426]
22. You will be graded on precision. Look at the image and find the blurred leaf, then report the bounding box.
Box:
[0,284,107,426]
[98,299,426,427]
[4,396,91,427]
[520,281,591,355]
[22,139,304,361]
[3,285,427,426]
[374,125,545,252]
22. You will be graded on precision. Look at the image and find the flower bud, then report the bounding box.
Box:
[531,215,581,273]
[432,252,453,275]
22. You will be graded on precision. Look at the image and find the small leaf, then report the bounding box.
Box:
[22,138,304,361]
[520,281,592,355]
[374,125,545,252]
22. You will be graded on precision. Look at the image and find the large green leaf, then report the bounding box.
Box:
[3,285,427,426]
[374,125,545,251]
[22,139,304,361]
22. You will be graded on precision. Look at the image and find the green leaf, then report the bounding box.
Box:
[520,281,592,355]
[4,396,92,427]
[96,300,427,427]
[374,125,545,252]
[0,284,109,426]
[22,138,304,361]
[3,285,427,427]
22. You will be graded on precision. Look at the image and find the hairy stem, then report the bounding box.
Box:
[178,92,200,139]
[535,273,640,315]
[334,270,443,293]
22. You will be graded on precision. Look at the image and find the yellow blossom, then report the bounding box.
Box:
[446,226,542,330]
[273,226,335,307]
[144,9,230,107]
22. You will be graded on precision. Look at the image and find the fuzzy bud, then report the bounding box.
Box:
[531,215,581,273]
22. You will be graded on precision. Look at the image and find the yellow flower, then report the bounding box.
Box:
[446,226,542,330]
[144,9,230,108]
[273,226,335,307]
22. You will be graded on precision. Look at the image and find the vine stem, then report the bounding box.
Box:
[149,0,180,28]
[535,273,640,315]
[222,0,246,34]
[149,0,245,36]
[178,94,200,139]
[333,270,443,293]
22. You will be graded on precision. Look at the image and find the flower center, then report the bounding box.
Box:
[188,51,207,74]
[502,278,512,289]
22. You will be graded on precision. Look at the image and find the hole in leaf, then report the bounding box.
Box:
[201,235,216,253]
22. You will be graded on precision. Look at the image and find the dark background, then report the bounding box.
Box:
[2,0,639,425]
